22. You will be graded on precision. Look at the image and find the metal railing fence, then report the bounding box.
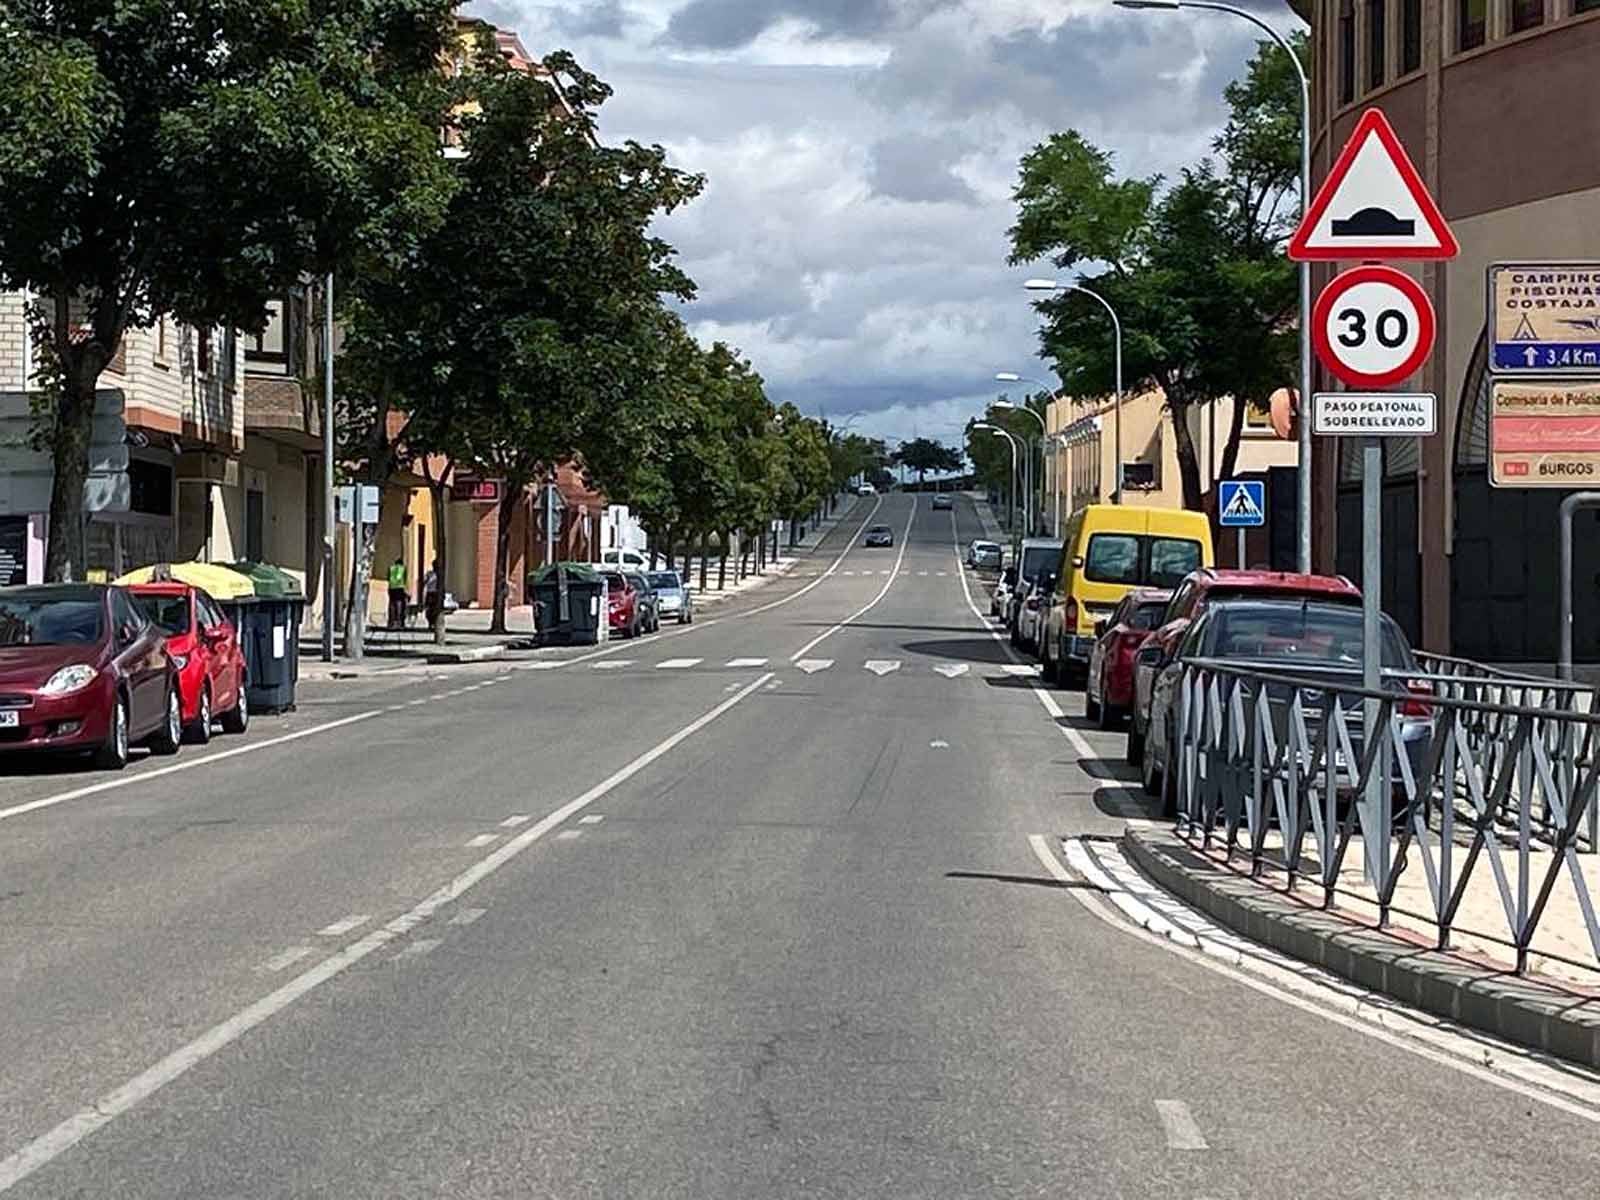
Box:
[1171,657,1600,975]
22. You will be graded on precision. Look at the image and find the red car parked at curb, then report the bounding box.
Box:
[129,583,249,743]
[604,572,643,639]
[0,583,183,769]
[1084,587,1173,730]
[1127,569,1362,764]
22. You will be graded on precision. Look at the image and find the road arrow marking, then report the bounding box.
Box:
[797,659,834,674]
[932,663,969,678]
[1001,663,1041,677]
[930,740,950,749]
[864,660,902,676]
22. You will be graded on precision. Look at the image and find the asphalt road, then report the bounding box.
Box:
[1,493,1593,1198]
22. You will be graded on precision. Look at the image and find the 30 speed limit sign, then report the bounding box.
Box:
[1312,264,1436,389]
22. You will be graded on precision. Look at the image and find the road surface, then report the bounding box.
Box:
[0,493,1591,1197]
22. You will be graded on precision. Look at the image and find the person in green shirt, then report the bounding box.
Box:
[386,556,408,629]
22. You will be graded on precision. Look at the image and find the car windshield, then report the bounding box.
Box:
[0,591,104,646]
[1203,601,1413,668]
[1084,534,1203,587]
[647,572,680,589]
[134,593,190,636]
[1132,601,1168,631]
[1019,545,1060,582]
[869,526,891,535]
[605,573,629,592]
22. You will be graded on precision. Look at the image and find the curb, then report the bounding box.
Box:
[1122,827,1600,1069]
[425,644,507,665]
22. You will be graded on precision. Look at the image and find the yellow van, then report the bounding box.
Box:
[1039,505,1214,684]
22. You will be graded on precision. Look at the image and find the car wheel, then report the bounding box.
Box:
[1084,687,1101,724]
[1127,718,1146,767]
[187,685,213,745]
[1140,734,1161,797]
[93,694,131,771]
[221,682,249,735]
[1098,697,1122,732]
[148,684,182,756]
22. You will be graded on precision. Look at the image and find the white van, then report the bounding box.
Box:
[600,548,648,570]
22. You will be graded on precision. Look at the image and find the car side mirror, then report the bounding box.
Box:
[1072,555,1085,569]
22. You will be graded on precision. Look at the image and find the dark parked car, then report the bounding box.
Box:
[864,525,895,547]
[1139,598,1432,815]
[0,584,183,769]
[1085,587,1172,729]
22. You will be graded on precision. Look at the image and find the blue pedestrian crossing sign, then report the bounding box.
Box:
[1219,480,1266,528]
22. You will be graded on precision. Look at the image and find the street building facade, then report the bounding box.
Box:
[1300,0,1600,662]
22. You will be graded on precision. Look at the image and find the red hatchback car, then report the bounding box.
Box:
[1085,587,1173,730]
[129,583,249,743]
[1128,569,1361,763]
[605,572,643,639]
[0,584,183,769]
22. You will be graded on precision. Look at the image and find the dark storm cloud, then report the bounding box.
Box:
[663,0,957,49]
[866,134,977,206]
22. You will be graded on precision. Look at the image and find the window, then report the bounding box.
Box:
[196,327,211,376]
[1133,602,1168,631]
[1339,0,1356,103]
[1510,0,1543,30]
[246,489,265,561]
[156,317,169,362]
[1400,0,1422,72]
[135,593,191,636]
[1458,0,1486,50]
[1165,581,1196,624]
[1148,538,1202,588]
[1367,0,1386,87]
[247,299,289,364]
[128,459,174,517]
[1085,534,1141,585]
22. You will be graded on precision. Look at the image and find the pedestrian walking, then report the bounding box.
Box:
[423,559,443,632]
[386,556,408,629]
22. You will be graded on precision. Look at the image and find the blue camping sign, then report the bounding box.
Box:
[1489,263,1600,374]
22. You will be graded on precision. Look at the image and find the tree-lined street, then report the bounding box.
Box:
[1,493,1595,1197]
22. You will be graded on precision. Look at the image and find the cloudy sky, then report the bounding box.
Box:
[467,0,1302,450]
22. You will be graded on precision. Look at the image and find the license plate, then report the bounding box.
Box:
[0,710,18,727]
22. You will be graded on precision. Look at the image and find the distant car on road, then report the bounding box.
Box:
[857,483,877,496]
[647,570,693,625]
[1084,587,1172,730]
[864,525,895,547]
[0,584,183,770]
[932,494,953,510]
[601,547,648,570]
[1139,597,1430,816]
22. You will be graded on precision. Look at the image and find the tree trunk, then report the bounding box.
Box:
[491,487,518,635]
[342,492,380,663]
[1216,394,1252,486]
[698,530,709,591]
[718,531,729,590]
[1166,394,1206,511]
[42,294,111,583]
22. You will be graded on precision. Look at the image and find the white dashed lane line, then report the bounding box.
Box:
[1154,1100,1209,1151]
[465,834,499,848]
[578,814,604,825]
[447,908,487,927]
[256,947,316,974]
[316,915,370,938]
[390,939,442,964]
[499,814,531,828]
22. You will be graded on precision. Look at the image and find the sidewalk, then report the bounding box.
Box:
[1122,824,1600,1068]
[298,496,862,680]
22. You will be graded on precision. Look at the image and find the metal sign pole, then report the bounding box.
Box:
[1361,436,1386,884]
[1237,526,1246,570]
[321,272,336,663]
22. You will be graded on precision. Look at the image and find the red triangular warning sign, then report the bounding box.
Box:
[1288,108,1458,262]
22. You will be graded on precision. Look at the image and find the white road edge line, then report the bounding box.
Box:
[0,711,382,826]
[788,496,918,662]
[948,509,1099,759]
[0,670,777,1193]
[1029,834,1600,1126]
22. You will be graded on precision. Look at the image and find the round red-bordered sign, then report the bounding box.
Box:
[1312,264,1436,389]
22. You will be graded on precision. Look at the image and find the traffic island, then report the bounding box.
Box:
[1122,826,1600,1069]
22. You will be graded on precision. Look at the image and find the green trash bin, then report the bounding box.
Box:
[222,562,306,713]
[530,562,606,646]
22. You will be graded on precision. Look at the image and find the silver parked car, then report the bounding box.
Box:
[969,540,1001,570]
[647,570,694,625]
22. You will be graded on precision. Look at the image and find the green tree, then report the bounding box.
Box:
[892,437,963,488]
[0,0,460,580]
[1007,35,1303,510]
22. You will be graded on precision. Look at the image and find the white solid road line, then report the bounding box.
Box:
[0,670,777,1193]
[316,915,371,938]
[789,496,918,663]
[1153,1100,1209,1151]
[0,710,382,827]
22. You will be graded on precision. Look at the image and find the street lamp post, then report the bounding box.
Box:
[993,391,1048,536]
[1115,0,1312,571]
[1023,280,1124,505]
[976,422,1020,533]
